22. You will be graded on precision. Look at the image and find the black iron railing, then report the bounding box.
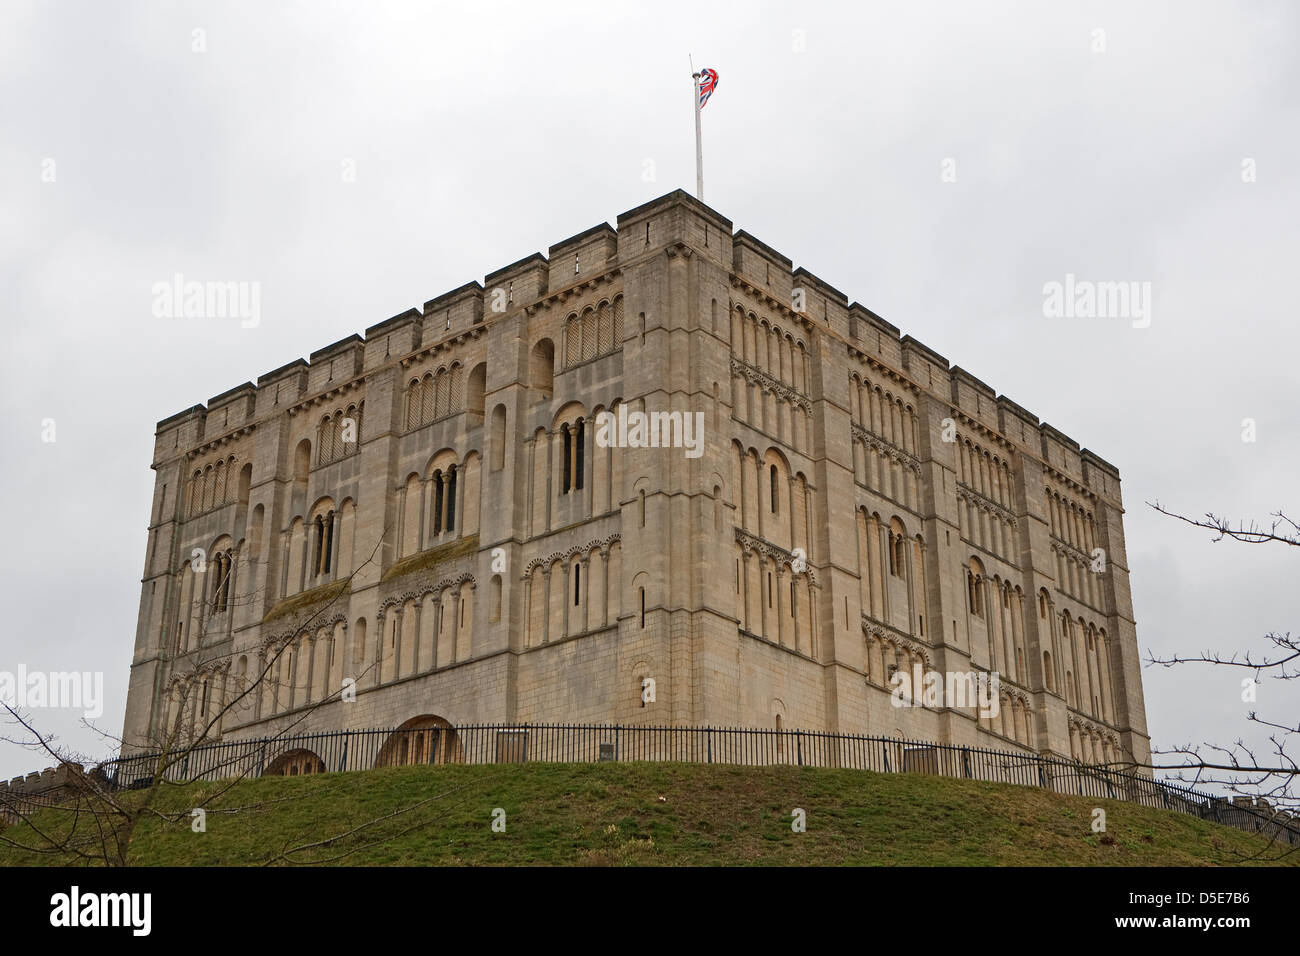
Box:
[12,723,1299,847]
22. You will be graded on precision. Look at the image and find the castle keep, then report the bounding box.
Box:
[122,190,1150,768]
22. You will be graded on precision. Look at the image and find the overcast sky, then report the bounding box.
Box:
[1,0,1296,782]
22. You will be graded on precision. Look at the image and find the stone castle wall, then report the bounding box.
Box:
[121,190,1150,769]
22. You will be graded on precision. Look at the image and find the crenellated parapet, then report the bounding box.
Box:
[122,188,1148,774]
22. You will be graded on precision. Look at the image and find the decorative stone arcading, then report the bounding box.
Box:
[286,377,367,417]
[522,533,621,578]
[376,572,477,621]
[956,484,1018,528]
[730,357,811,412]
[167,655,232,689]
[187,424,256,460]
[265,612,348,651]
[851,423,921,476]
[728,276,815,334]
[860,614,930,665]
[1068,713,1118,744]
[734,528,819,586]
[999,686,1031,707]
[523,269,621,317]
[1050,538,1091,564]
[398,325,487,368]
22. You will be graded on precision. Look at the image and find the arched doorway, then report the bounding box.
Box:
[375,715,463,767]
[265,748,326,776]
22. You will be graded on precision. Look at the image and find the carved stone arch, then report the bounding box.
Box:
[424,447,460,479]
[437,571,476,594]
[760,445,792,470]
[551,401,588,432]
[901,638,931,668]
[375,715,463,767]
[307,496,336,520]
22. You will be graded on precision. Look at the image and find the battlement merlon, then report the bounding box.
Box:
[617,189,734,271]
[149,190,736,452]
[145,189,1125,495]
[483,253,549,312]
[791,266,850,338]
[363,309,423,368]
[730,229,791,304]
[899,335,950,393]
[548,222,618,289]
[0,763,85,797]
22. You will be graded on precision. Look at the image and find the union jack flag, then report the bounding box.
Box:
[697,67,719,108]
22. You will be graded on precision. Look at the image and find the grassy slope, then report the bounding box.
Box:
[1,762,1293,866]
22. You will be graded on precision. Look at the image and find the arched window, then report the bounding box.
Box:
[770,464,779,513]
[562,425,572,493]
[222,553,232,609]
[319,511,334,574]
[467,362,486,417]
[210,557,222,612]
[967,571,983,617]
[312,516,325,573]
[211,551,233,613]
[445,465,458,533]
[293,439,311,496]
[530,339,554,404]
[236,462,251,506]
[574,419,585,491]
[432,470,445,535]
[420,373,435,423]
[406,379,421,429]
[490,404,506,470]
[573,562,581,605]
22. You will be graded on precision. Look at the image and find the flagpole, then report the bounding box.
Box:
[693,70,704,200]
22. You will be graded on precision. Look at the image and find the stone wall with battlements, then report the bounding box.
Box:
[122,190,1150,770]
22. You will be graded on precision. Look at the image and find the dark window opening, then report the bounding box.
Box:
[446,465,457,532]
[575,419,585,490]
[562,425,572,493]
[433,472,444,535]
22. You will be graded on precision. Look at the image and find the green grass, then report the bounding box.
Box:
[2,762,1294,866]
